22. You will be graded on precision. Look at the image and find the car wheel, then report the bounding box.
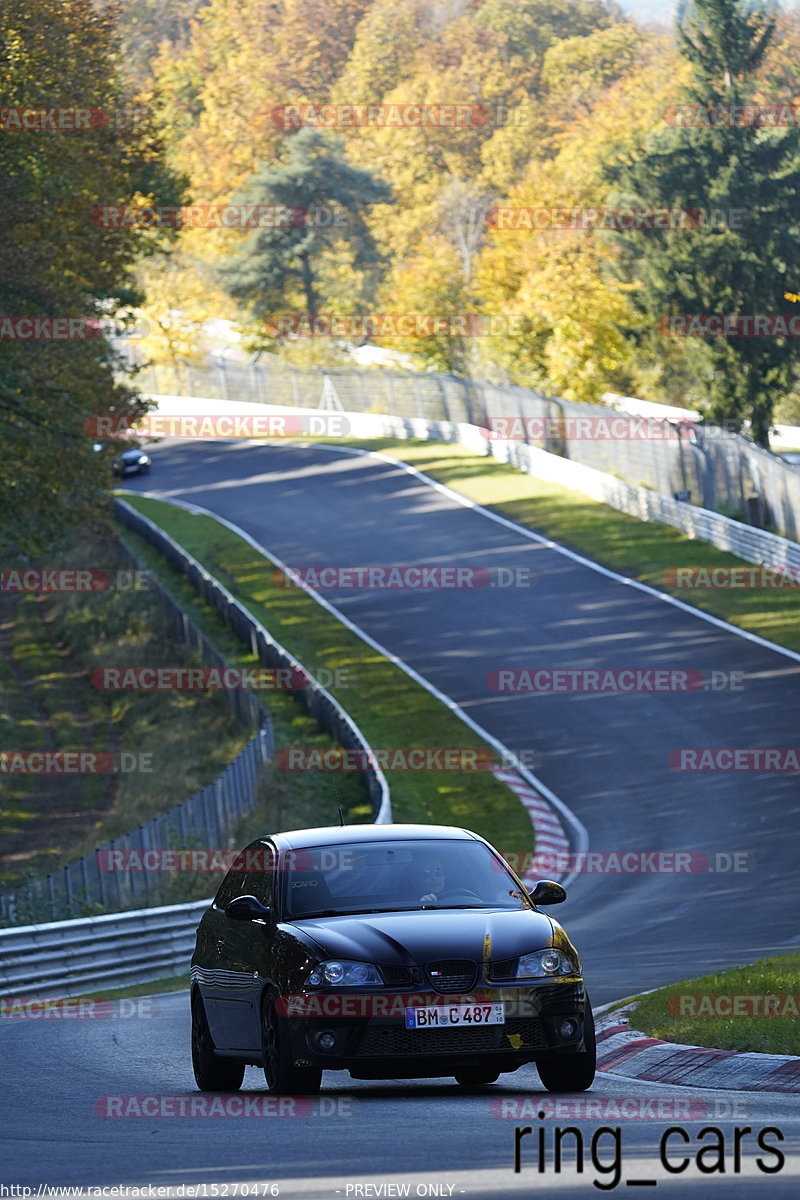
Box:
[536,996,596,1093]
[191,990,245,1092]
[261,992,322,1095]
[453,1067,500,1087]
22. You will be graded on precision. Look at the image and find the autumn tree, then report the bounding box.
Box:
[221,129,392,330]
[0,0,180,558]
[607,0,800,444]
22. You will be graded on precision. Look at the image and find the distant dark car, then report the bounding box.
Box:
[190,823,594,1094]
[112,447,151,476]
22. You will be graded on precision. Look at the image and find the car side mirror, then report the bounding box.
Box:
[527,879,567,905]
[225,894,271,921]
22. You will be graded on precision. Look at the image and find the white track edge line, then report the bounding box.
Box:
[304,441,800,667]
[130,490,589,889]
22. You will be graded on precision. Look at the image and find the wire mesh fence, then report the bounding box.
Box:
[128,355,800,541]
[0,539,274,927]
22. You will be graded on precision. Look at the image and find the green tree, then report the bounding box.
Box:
[474,0,614,65]
[221,129,392,323]
[0,0,181,558]
[607,0,800,445]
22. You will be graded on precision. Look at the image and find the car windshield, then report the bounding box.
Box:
[280,839,530,919]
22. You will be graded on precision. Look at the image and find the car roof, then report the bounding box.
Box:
[254,824,482,852]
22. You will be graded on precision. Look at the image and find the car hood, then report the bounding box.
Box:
[286,907,555,965]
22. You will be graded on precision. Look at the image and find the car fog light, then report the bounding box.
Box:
[317,1031,336,1051]
[559,1019,578,1039]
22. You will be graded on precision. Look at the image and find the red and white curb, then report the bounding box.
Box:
[596,1007,800,1093]
[491,767,572,884]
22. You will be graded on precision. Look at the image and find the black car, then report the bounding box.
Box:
[190,823,594,1094]
[112,447,151,476]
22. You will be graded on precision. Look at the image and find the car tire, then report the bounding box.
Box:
[191,990,245,1092]
[261,992,322,1095]
[536,997,596,1093]
[453,1067,501,1087]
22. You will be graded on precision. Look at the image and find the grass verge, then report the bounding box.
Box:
[74,973,189,1001]
[295,438,800,653]
[608,953,800,1055]
[117,495,533,860]
[0,528,251,896]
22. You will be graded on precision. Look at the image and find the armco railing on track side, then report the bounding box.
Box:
[0,900,209,1000]
[0,532,275,927]
[0,730,270,929]
[143,398,800,579]
[342,409,800,571]
[114,499,391,827]
[126,354,800,542]
[1,502,392,992]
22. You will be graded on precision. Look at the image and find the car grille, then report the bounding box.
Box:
[380,966,424,987]
[488,959,517,981]
[356,1018,547,1058]
[425,960,477,993]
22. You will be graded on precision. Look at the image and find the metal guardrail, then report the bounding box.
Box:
[142,399,800,578]
[0,900,209,1000]
[268,405,800,576]
[125,354,800,541]
[0,730,270,928]
[0,496,393,995]
[0,530,276,927]
[115,498,392,827]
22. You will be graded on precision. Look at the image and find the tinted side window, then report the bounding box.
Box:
[214,842,275,908]
[213,850,250,909]
[243,843,275,906]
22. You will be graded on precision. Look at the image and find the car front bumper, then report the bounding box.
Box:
[282,980,587,1078]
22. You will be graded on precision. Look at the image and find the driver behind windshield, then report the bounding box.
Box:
[403,856,447,905]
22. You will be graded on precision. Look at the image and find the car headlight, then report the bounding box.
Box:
[515,949,575,978]
[304,960,383,988]
[138,456,148,464]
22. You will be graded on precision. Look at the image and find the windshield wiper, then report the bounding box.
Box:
[291,906,420,919]
[419,904,497,910]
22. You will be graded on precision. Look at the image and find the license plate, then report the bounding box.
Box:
[404,1003,505,1029]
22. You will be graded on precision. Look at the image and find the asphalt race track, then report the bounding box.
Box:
[122,440,800,999]
[4,439,799,1196]
[1,992,799,1194]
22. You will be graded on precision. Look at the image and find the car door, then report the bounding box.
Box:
[196,851,252,1046]
[213,841,276,1051]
